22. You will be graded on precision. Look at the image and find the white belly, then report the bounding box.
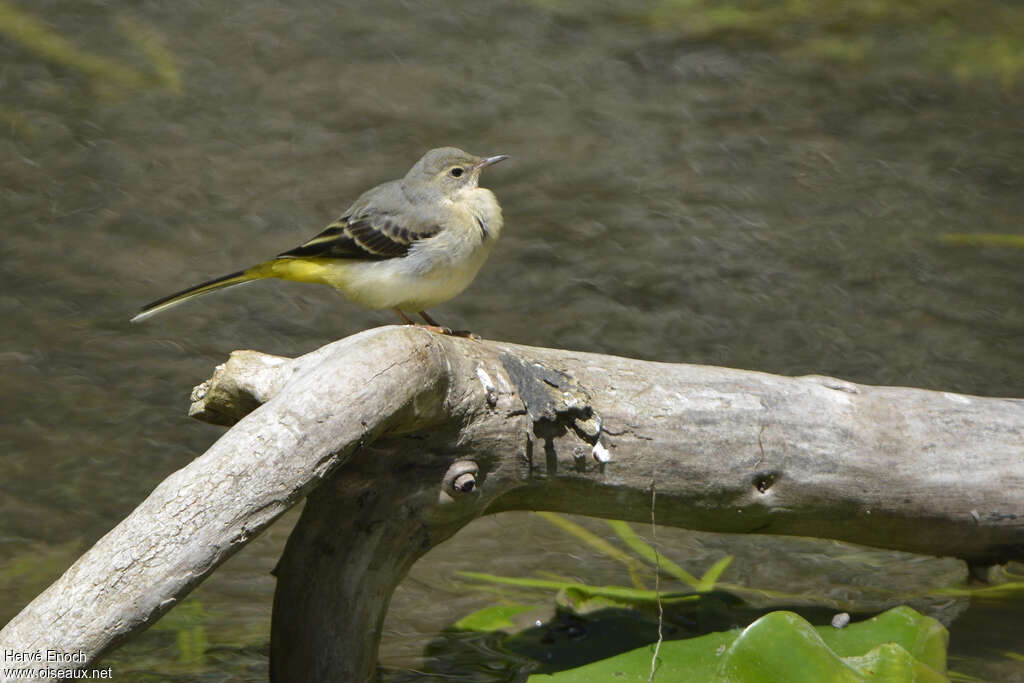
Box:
[321,236,496,311]
[315,186,503,312]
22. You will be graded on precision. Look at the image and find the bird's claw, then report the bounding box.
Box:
[418,324,479,340]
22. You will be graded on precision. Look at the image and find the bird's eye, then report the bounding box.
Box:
[449,167,464,178]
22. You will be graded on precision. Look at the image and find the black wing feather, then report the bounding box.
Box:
[277,213,441,261]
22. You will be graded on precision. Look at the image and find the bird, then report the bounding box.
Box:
[131,147,508,336]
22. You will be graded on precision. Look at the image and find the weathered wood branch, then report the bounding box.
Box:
[2,326,1022,681]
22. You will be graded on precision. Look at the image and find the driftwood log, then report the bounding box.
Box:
[2,326,1022,681]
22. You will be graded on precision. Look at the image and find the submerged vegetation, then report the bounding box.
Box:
[0,0,180,137]
[539,0,1024,88]
[0,0,180,95]
[424,513,1024,681]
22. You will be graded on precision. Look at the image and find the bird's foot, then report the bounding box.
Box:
[419,324,480,340]
[403,310,480,339]
[448,328,481,340]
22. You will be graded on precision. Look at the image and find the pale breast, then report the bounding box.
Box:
[319,187,503,311]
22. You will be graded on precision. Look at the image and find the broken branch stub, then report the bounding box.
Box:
[499,351,608,465]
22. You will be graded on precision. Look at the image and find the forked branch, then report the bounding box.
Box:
[2,326,1021,681]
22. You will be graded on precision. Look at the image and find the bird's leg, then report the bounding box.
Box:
[393,308,416,325]
[417,311,444,327]
[414,310,453,335]
[418,311,479,339]
[394,307,454,335]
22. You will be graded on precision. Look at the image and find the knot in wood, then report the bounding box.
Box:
[439,460,480,504]
[453,472,477,493]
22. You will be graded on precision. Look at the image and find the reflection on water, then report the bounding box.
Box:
[2,0,1022,680]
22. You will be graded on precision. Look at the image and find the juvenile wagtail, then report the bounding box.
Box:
[132,147,508,335]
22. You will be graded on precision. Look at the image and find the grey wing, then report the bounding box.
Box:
[277,209,442,261]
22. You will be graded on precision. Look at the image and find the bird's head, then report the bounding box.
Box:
[405,147,508,199]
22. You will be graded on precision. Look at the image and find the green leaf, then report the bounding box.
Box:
[451,604,539,633]
[535,513,647,588]
[817,606,949,671]
[527,606,948,682]
[694,555,734,593]
[606,520,702,588]
[931,581,1024,600]
[457,571,701,607]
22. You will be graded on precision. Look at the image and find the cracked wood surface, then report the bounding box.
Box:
[2,326,1021,681]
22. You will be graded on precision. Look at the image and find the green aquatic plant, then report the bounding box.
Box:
[149,599,210,666]
[533,512,734,594]
[0,0,181,100]
[939,233,1024,249]
[537,0,1024,87]
[440,514,992,680]
[526,606,949,682]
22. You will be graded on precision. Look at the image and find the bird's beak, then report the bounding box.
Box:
[475,154,509,170]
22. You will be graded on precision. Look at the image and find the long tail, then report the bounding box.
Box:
[131,268,262,322]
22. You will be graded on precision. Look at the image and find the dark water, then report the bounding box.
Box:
[2,0,1023,680]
